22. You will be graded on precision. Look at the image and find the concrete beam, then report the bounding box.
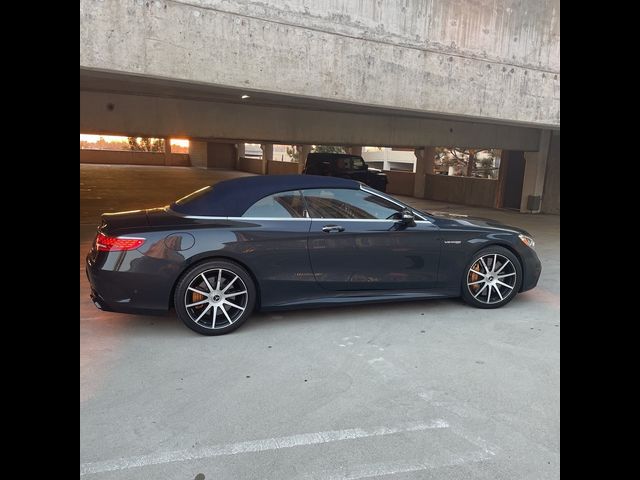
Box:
[80,91,542,151]
[80,0,559,127]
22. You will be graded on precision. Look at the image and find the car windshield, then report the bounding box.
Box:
[350,156,366,170]
[335,156,366,170]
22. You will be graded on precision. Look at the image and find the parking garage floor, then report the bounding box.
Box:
[80,164,559,480]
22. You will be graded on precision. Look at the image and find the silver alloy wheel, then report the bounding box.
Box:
[184,268,249,329]
[467,253,517,305]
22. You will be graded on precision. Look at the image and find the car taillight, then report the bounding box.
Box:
[96,232,145,252]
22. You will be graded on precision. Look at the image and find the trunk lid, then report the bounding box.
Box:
[99,209,150,235]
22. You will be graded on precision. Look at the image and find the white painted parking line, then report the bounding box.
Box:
[80,419,449,476]
[303,450,494,480]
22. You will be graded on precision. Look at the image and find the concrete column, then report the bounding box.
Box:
[347,146,363,156]
[163,137,172,165]
[260,143,273,175]
[494,151,509,208]
[235,143,245,170]
[297,145,311,173]
[520,130,552,213]
[413,147,436,198]
[188,140,208,168]
[540,133,560,214]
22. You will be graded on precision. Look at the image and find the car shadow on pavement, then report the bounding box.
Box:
[242,298,458,333]
[81,294,540,338]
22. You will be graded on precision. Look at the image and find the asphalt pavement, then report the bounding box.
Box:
[80,164,559,480]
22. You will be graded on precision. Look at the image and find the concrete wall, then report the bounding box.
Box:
[363,150,416,172]
[238,156,264,175]
[207,142,236,169]
[384,170,416,196]
[80,0,559,127]
[80,91,541,150]
[541,133,560,214]
[424,174,498,208]
[267,161,298,175]
[188,141,208,168]
[80,149,190,167]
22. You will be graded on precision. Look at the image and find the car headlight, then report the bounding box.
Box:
[518,234,535,249]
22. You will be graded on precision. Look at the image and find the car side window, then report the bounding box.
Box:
[242,190,306,218]
[302,188,403,219]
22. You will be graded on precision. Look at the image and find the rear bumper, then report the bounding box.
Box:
[85,250,176,315]
[88,285,165,315]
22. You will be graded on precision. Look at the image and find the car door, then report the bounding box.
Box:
[302,187,441,291]
[229,190,314,306]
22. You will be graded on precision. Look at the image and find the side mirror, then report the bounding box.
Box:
[400,209,416,226]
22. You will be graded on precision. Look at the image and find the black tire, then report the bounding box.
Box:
[461,246,522,309]
[174,259,256,335]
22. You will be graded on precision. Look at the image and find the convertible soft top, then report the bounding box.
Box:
[170,174,360,217]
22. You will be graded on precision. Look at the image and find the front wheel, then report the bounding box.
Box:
[461,246,522,309]
[174,260,256,335]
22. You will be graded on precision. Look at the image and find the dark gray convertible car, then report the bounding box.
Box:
[86,175,541,336]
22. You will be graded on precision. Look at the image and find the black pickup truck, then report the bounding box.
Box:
[302,153,388,192]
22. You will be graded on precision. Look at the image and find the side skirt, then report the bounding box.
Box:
[258,290,458,312]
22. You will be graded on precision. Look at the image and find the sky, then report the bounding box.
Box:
[80,134,189,147]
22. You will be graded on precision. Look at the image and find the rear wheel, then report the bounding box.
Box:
[461,246,522,309]
[174,260,256,335]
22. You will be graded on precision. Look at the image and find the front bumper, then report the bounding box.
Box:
[520,248,542,292]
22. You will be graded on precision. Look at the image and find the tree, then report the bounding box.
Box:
[286,145,300,162]
[128,137,165,152]
[435,147,499,178]
[312,145,345,154]
[286,144,347,162]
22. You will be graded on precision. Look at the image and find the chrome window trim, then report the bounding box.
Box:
[167,187,434,223]
[232,217,418,222]
[179,216,433,223]
[232,217,309,221]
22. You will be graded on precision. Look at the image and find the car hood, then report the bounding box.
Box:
[428,211,531,236]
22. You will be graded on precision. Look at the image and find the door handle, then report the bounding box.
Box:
[322,225,344,233]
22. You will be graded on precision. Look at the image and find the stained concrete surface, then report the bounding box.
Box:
[81,0,559,126]
[80,164,559,479]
